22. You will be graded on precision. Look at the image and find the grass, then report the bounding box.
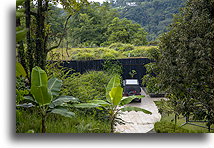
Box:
[16,108,111,133]
[154,101,214,133]
[47,46,158,61]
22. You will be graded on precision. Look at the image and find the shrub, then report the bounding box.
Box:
[102,60,123,75]
[123,48,147,57]
[61,71,113,102]
[101,52,117,59]
[109,43,134,51]
[72,52,96,61]
[144,47,160,61]
[142,62,161,94]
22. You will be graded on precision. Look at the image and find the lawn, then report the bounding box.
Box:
[154,101,214,133]
[16,108,111,133]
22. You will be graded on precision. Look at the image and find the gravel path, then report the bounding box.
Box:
[114,89,164,133]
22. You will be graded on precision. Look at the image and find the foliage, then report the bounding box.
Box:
[16,108,111,133]
[68,2,119,47]
[19,66,81,133]
[128,70,137,78]
[48,47,126,60]
[123,46,158,57]
[16,62,30,105]
[16,62,27,77]
[102,59,123,75]
[16,0,89,74]
[48,46,158,60]
[82,75,152,132]
[105,17,147,46]
[30,66,52,105]
[67,2,147,47]
[46,60,73,80]
[109,43,134,51]
[154,100,214,133]
[111,0,186,41]
[158,0,214,130]
[61,71,113,102]
[142,73,160,94]
[154,121,191,133]
[142,47,161,94]
[16,0,27,42]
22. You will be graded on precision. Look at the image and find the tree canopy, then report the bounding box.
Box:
[68,2,147,47]
[158,0,214,128]
[111,0,186,41]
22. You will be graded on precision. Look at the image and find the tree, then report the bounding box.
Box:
[105,17,147,45]
[111,0,186,41]
[68,2,119,47]
[158,0,214,130]
[67,2,147,47]
[16,0,89,74]
[16,0,28,72]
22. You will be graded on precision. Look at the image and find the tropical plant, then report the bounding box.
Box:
[75,75,152,132]
[16,62,30,105]
[129,70,137,78]
[20,66,79,133]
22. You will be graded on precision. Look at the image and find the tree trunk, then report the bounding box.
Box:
[25,0,33,76]
[35,0,46,70]
[174,114,177,132]
[41,114,46,133]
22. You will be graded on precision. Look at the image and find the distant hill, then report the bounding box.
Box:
[110,0,186,41]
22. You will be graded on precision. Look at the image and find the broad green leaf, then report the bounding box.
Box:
[31,86,52,106]
[49,96,79,108]
[51,108,75,118]
[24,96,37,103]
[31,66,48,87]
[16,62,27,77]
[73,103,100,108]
[16,103,34,108]
[31,66,52,106]
[106,75,121,102]
[89,100,110,107]
[109,86,123,106]
[120,106,152,114]
[120,95,145,106]
[48,77,62,98]
[16,28,27,42]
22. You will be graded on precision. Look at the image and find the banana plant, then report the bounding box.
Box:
[75,75,152,132]
[16,62,27,77]
[24,66,79,133]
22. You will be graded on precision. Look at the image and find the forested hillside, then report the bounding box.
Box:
[47,2,148,47]
[111,0,186,41]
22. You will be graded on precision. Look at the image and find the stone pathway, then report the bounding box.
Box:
[114,89,164,133]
